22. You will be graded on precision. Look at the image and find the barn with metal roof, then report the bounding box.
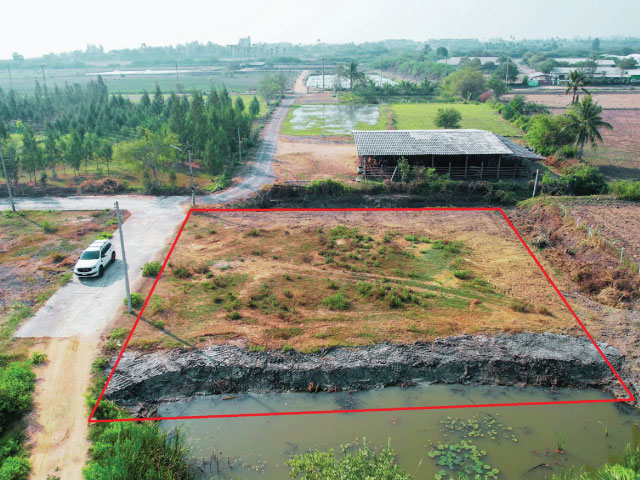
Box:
[353,129,543,180]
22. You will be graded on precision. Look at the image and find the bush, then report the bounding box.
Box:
[287,439,410,480]
[0,362,36,430]
[610,180,640,201]
[323,292,350,311]
[357,282,373,296]
[307,179,350,196]
[453,270,473,280]
[434,107,462,129]
[123,293,144,309]
[0,456,30,480]
[83,422,193,480]
[142,261,161,277]
[29,351,47,365]
[541,165,607,196]
[41,221,58,234]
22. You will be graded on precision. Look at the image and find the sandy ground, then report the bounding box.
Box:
[295,92,338,104]
[274,138,358,182]
[293,70,309,94]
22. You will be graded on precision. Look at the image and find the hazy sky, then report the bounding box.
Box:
[2,0,639,59]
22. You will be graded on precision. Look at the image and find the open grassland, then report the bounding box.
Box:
[281,103,522,137]
[506,92,640,110]
[117,210,575,353]
[390,104,523,136]
[0,210,124,340]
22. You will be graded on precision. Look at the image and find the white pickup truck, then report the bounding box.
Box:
[74,239,115,278]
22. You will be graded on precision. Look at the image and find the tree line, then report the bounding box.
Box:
[0,77,262,189]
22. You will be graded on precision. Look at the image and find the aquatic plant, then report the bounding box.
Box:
[427,440,499,480]
[439,415,518,443]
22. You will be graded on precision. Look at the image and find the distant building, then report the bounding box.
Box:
[437,56,500,66]
[353,130,543,180]
[238,36,251,48]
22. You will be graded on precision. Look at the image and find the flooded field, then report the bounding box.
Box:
[160,384,639,479]
[306,73,396,89]
[282,104,381,135]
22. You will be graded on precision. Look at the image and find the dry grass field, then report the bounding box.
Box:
[115,210,576,353]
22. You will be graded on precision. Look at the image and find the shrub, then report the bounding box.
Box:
[83,422,193,480]
[610,180,640,201]
[96,232,113,240]
[142,261,161,277]
[287,439,410,480]
[269,327,303,339]
[41,221,58,234]
[434,107,462,129]
[541,165,607,196]
[510,299,534,313]
[357,282,373,296]
[326,279,340,290]
[0,456,30,480]
[173,265,191,279]
[29,351,47,365]
[453,270,473,280]
[0,362,36,429]
[323,292,350,311]
[123,293,144,309]
[307,179,350,196]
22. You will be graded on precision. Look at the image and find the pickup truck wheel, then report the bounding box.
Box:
[98,265,104,278]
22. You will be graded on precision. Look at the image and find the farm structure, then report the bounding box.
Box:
[353,129,543,180]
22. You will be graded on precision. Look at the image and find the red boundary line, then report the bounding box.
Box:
[88,207,635,424]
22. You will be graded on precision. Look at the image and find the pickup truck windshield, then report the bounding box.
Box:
[80,250,100,260]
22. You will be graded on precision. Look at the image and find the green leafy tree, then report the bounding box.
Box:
[98,140,113,173]
[592,37,601,50]
[434,108,462,129]
[0,118,8,144]
[444,68,486,100]
[564,70,589,104]
[151,83,164,116]
[235,97,245,113]
[436,46,448,58]
[43,129,59,177]
[565,95,613,160]
[66,130,84,177]
[525,114,578,156]
[113,129,178,186]
[20,124,42,184]
[486,74,507,100]
[249,96,261,118]
[203,139,222,178]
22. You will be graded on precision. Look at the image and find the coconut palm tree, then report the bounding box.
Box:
[337,61,366,91]
[564,70,590,103]
[565,95,612,160]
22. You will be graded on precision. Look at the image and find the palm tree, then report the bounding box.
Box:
[564,70,590,104]
[337,61,366,91]
[565,95,612,160]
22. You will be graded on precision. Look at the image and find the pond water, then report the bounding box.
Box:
[306,74,396,89]
[287,104,380,135]
[159,384,639,479]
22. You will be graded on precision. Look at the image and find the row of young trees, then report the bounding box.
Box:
[0,77,263,188]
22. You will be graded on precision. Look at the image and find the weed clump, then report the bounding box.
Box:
[323,292,350,311]
[142,261,161,277]
[453,270,473,280]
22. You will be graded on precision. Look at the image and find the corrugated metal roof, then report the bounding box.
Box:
[496,135,545,160]
[353,129,514,156]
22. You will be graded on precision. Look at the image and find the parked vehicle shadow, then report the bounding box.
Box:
[77,258,125,288]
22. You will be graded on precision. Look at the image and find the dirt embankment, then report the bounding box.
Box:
[105,333,622,409]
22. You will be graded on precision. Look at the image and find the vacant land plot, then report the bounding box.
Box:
[274,139,357,182]
[282,105,385,135]
[0,210,124,336]
[391,104,523,136]
[116,210,575,353]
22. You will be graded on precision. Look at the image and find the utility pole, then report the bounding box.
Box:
[505,56,509,86]
[379,55,383,87]
[322,58,325,92]
[1,146,16,212]
[6,67,12,89]
[114,201,132,313]
[532,169,539,198]
[41,65,46,85]
[175,61,179,82]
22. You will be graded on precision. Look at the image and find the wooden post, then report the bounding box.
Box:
[464,155,468,178]
[532,169,539,198]
[448,162,451,177]
[390,165,398,182]
[363,157,366,179]
[497,156,501,179]
[431,154,434,168]
[513,158,517,178]
[480,161,484,178]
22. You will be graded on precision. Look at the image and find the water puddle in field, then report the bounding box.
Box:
[306,74,397,89]
[159,384,639,479]
[288,104,380,134]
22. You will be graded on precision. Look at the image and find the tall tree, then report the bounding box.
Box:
[564,70,589,104]
[565,95,613,160]
[337,61,366,91]
[249,96,260,118]
[44,129,58,177]
[21,125,42,184]
[151,83,165,116]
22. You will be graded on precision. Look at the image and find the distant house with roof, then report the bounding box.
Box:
[352,130,543,180]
